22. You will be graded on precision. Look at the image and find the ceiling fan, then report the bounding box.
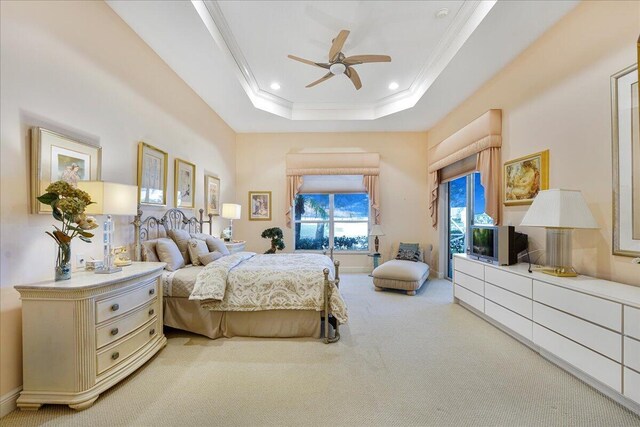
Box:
[287,29,391,90]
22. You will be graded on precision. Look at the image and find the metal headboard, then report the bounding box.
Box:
[133,206,213,261]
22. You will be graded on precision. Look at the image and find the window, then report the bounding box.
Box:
[294,193,369,252]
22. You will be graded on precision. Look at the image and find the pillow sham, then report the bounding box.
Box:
[187,238,209,266]
[141,239,160,262]
[168,229,192,265]
[190,233,230,256]
[156,238,185,271]
[396,242,421,262]
[199,251,224,266]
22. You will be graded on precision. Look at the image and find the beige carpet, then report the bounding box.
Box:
[3,274,639,426]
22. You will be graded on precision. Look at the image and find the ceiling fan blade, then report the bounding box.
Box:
[345,67,362,90]
[306,72,334,88]
[343,55,392,65]
[288,55,330,69]
[328,30,350,62]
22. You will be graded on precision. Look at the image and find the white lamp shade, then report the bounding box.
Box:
[369,224,385,236]
[78,181,138,216]
[520,189,599,229]
[221,203,241,220]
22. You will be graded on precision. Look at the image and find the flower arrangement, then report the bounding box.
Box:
[37,181,98,280]
[261,227,285,254]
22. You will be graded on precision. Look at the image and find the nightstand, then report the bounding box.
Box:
[15,262,166,410]
[225,240,246,253]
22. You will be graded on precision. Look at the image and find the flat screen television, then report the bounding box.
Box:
[470,226,528,265]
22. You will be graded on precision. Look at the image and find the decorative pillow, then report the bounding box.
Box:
[141,239,160,262]
[190,232,230,256]
[187,238,209,266]
[396,242,421,262]
[199,251,224,266]
[156,238,185,271]
[168,229,192,265]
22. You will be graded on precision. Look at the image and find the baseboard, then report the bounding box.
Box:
[0,386,21,418]
[340,267,370,273]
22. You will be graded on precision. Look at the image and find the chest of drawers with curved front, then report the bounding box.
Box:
[14,262,166,411]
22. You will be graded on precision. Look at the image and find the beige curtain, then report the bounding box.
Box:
[363,175,380,225]
[429,171,440,228]
[476,147,501,225]
[285,175,304,228]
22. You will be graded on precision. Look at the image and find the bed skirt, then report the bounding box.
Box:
[164,297,322,339]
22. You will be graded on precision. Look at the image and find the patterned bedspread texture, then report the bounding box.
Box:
[189,252,347,323]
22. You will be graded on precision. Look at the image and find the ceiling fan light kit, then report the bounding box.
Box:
[288,29,391,90]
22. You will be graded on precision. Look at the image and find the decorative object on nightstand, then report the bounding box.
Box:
[369,224,385,254]
[520,189,598,277]
[221,203,242,241]
[225,240,246,254]
[37,180,99,281]
[79,181,138,274]
[14,262,167,411]
[261,227,285,253]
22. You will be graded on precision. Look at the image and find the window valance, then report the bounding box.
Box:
[428,109,502,227]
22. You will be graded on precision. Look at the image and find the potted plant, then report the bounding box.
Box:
[261,227,285,254]
[37,181,98,280]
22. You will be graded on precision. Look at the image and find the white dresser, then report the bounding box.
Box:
[453,254,640,414]
[15,262,166,411]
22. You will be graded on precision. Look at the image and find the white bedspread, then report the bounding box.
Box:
[189,252,348,324]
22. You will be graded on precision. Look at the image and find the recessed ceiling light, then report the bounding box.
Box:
[435,8,449,19]
[388,82,399,90]
[270,82,281,90]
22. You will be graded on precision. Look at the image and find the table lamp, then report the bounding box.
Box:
[221,203,241,242]
[369,224,385,254]
[78,181,138,274]
[520,189,598,277]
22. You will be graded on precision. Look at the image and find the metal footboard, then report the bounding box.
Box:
[322,260,341,344]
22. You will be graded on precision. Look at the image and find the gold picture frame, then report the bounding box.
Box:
[611,62,639,256]
[204,174,220,216]
[248,191,272,221]
[31,127,102,214]
[503,149,549,206]
[175,158,196,209]
[137,142,168,206]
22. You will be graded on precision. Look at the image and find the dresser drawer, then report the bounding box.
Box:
[96,279,158,324]
[454,271,484,296]
[485,283,532,319]
[455,284,484,313]
[534,302,621,362]
[97,319,158,375]
[454,257,484,280]
[625,306,640,340]
[624,337,640,372]
[533,324,621,392]
[624,367,640,404]
[485,300,532,340]
[485,266,532,298]
[533,281,622,332]
[96,299,159,349]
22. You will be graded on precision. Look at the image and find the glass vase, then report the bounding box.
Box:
[55,243,72,281]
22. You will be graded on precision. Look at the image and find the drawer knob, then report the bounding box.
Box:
[110,327,119,336]
[111,303,120,312]
[148,308,155,316]
[149,328,155,336]
[149,288,155,296]
[111,351,119,361]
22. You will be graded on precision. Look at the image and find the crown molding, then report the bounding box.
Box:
[192,0,496,121]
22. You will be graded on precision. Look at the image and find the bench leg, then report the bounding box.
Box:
[407,290,416,296]
[374,286,384,292]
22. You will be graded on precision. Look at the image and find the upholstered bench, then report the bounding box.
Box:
[372,243,432,296]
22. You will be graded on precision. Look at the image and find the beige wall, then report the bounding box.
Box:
[0,1,236,398]
[234,132,429,272]
[427,1,640,286]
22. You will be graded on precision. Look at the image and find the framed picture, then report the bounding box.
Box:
[205,175,220,216]
[611,63,640,256]
[175,158,196,209]
[137,142,168,206]
[503,149,549,206]
[248,191,272,221]
[31,127,102,214]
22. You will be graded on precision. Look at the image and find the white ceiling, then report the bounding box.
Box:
[107,0,578,133]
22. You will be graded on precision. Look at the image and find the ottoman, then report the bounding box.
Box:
[372,259,430,296]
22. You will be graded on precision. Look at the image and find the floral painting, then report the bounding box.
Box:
[175,158,196,209]
[205,175,220,216]
[503,150,549,205]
